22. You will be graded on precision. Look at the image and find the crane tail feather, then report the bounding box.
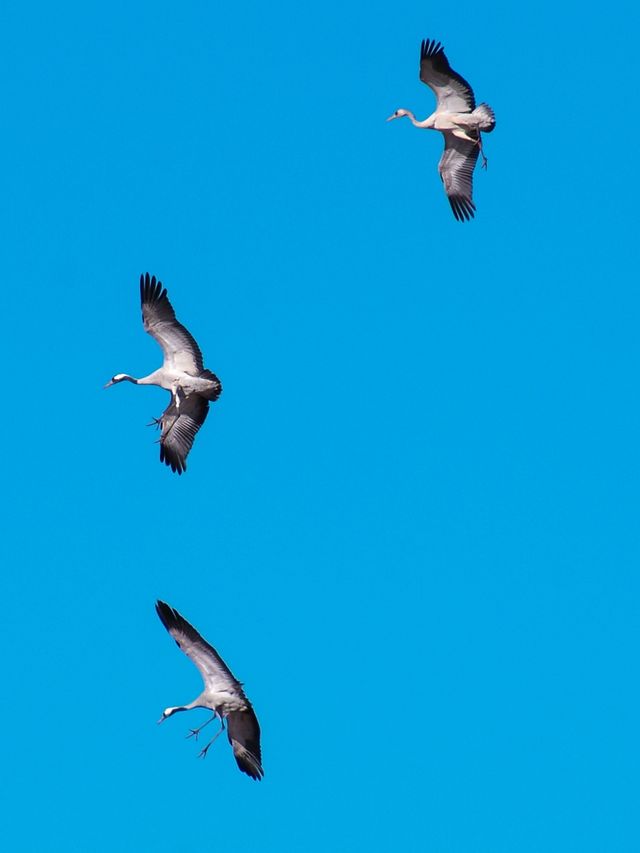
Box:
[473,103,495,132]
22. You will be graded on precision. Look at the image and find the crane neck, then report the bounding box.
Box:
[406,110,434,129]
[136,368,167,387]
[107,371,166,389]
[164,698,203,718]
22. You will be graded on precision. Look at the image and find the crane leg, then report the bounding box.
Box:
[186,714,218,741]
[198,718,226,759]
[476,134,488,169]
[455,127,488,169]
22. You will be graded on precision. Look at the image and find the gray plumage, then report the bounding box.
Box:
[156,600,263,781]
[438,134,480,223]
[105,273,221,473]
[151,386,212,475]
[141,274,205,375]
[388,39,496,221]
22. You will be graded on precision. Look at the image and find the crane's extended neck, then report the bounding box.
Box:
[387,109,434,128]
[104,370,165,388]
[403,109,434,128]
[158,696,210,723]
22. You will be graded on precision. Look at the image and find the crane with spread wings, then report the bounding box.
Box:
[388,39,496,221]
[105,273,221,473]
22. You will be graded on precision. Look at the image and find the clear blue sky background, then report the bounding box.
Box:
[1,1,638,851]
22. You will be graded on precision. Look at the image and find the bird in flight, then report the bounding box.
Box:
[105,273,221,473]
[388,39,496,221]
[156,600,264,781]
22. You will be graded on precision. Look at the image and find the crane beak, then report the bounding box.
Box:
[104,379,114,388]
[157,714,167,725]
[386,113,398,122]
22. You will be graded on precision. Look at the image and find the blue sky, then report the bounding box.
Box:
[1,1,638,850]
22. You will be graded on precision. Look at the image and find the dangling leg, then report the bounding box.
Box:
[453,126,488,169]
[186,714,218,741]
[476,132,488,169]
[198,717,226,759]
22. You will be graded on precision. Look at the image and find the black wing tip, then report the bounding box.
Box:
[156,600,202,644]
[228,709,264,780]
[156,599,170,617]
[156,600,194,640]
[421,39,444,60]
[420,38,475,109]
[159,443,187,474]
[235,744,264,781]
[140,271,167,305]
[156,599,179,630]
[239,760,264,781]
[449,195,476,222]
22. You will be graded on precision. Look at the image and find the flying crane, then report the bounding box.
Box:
[388,39,496,221]
[105,273,221,473]
[156,600,264,781]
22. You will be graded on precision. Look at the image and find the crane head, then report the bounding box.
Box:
[157,705,182,723]
[104,373,131,388]
[386,109,409,122]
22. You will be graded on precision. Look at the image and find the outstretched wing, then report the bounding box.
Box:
[156,393,210,474]
[227,708,264,781]
[420,39,475,114]
[155,601,247,699]
[140,273,204,374]
[438,133,479,222]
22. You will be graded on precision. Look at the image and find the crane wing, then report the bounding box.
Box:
[156,601,248,699]
[227,708,264,781]
[420,40,475,114]
[438,132,479,222]
[140,273,204,374]
[155,393,210,474]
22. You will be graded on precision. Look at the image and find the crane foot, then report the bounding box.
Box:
[196,723,225,759]
[185,714,217,740]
